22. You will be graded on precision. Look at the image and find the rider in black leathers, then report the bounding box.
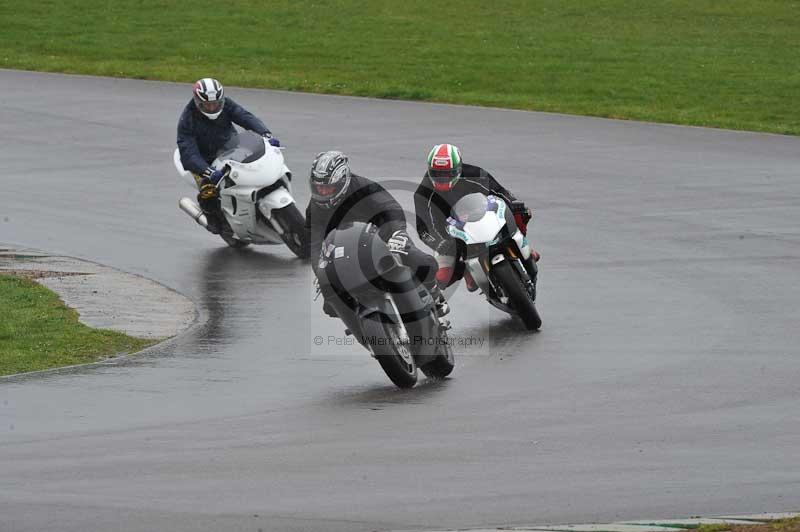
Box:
[414,143,539,293]
[305,151,445,314]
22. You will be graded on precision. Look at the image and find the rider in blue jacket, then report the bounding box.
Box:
[177,78,280,233]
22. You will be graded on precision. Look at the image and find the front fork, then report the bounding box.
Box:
[256,183,295,235]
[504,229,537,289]
[477,240,538,300]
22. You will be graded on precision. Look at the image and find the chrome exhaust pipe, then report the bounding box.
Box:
[179,197,208,228]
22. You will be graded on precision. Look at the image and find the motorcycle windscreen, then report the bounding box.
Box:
[214,131,266,165]
[451,193,489,223]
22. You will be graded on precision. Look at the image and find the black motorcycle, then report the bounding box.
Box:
[315,222,454,388]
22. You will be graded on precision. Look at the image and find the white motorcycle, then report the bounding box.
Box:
[446,193,541,330]
[174,131,308,258]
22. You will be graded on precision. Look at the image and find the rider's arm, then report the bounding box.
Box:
[414,182,439,249]
[176,109,212,175]
[479,168,532,232]
[480,168,518,204]
[360,179,408,242]
[306,204,325,271]
[414,182,453,250]
[377,214,407,243]
[226,98,270,136]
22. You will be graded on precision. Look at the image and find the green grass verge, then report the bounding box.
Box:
[0,275,154,376]
[1,0,798,134]
[696,518,800,532]
[696,525,732,532]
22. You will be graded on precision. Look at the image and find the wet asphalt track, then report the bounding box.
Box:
[1,70,799,532]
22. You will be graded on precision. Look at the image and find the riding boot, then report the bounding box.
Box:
[198,195,223,235]
[429,284,450,317]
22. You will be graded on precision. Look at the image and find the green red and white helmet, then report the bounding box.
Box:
[427,143,462,192]
[193,78,225,120]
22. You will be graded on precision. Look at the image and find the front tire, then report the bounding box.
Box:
[492,260,541,330]
[272,203,308,259]
[361,317,417,388]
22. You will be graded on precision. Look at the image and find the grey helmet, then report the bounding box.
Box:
[193,78,225,120]
[309,150,352,209]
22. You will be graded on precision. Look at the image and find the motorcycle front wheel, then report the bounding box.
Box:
[492,260,541,330]
[361,317,418,388]
[272,203,309,259]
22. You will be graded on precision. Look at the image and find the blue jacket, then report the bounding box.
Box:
[176,98,271,175]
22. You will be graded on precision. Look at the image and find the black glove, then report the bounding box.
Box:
[510,201,532,225]
[418,230,437,247]
[435,239,457,258]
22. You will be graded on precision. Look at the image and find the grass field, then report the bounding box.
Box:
[1,0,798,134]
[0,275,154,376]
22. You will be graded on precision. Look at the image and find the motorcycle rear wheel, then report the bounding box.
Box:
[219,219,250,249]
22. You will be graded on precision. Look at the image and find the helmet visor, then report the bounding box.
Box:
[314,184,340,198]
[429,168,460,181]
[310,173,351,207]
[429,168,460,191]
[198,99,224,115]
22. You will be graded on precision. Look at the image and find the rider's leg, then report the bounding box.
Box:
[395,240,449,316]
[198,196,223,234]
[193,173,223,234]
[403,245,438,291]
[433,240,460,288]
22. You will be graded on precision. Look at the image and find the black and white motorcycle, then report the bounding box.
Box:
[174,131,307,258]
[446,193,541,330]
[315,222,455,388]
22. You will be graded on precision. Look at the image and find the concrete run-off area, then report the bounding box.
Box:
[0,246,196,340]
